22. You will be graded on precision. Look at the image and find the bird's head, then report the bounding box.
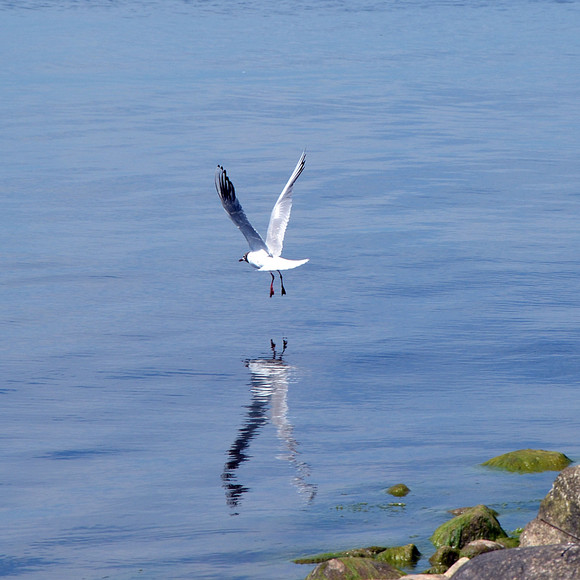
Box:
[239,252,249,263]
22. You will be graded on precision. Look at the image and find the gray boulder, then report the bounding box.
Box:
[520,464,580,547]
[452,543,580,580]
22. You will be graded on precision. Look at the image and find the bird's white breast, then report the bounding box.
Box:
[246,250,309,271]
[246,250,271,269]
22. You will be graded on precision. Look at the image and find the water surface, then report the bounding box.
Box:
[1,1,580,578]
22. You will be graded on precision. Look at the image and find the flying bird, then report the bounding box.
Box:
[215,152,309,297]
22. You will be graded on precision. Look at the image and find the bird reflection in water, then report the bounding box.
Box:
[221,340,317,513]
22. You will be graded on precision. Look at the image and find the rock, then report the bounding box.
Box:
[495,536,519,549]
[386,483,410,497]
[444,557,469,577]
[481,449,572,473]
[375,543,421,567]
[305,557,404,579]
[431,505,508,549]
[403,575,446,580]
[452,543,580,580]
[520,517,572,546]
[448,506,497,517]
[520,464,580,547]
[429,546,460,568]
[459,539,505,558]
[295,547,386,564]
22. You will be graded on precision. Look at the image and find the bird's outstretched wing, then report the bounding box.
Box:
[215,165,269,253]
[265,151,306,258]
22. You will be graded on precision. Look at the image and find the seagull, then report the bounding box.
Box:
[215,151,309,297]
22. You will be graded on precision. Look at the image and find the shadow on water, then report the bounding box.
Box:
[221,340,317,515]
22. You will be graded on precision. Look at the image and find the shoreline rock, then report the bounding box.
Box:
[452,543,580,579]
[299,463,579,580]
[520,464,580,546]
[430,504,508,549]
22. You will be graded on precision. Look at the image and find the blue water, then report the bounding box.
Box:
[1,1,580,578]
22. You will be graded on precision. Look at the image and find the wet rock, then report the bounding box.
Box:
[452,543,580,580]
[386,483,410,497]
[431,505,507,549]
[459,539,505,558]
[448,506,499,517]
[429,545,460,569]
[295,547,386,564]
[481,449,571,473]
[520,464,580,547]
[305,557,404,579]
[375,543,420,567]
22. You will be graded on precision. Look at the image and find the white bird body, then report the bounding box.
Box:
[215,152,309,296]
[246,249,309,272]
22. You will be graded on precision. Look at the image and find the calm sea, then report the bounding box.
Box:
[1,0,579,578]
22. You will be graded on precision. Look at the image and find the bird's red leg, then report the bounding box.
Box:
[279,271,286,296]
[270,272,275,297]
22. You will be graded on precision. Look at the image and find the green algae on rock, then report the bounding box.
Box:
[334,502,405,513]
[481,449,571,473]
[431,505,508,549]
[449,506,498,517]
[496,535,520,549]
[375,543,421,567]
[386,483,410,497]
[294,547,386,564]
[429,545,460,568]
[305,557,404,579]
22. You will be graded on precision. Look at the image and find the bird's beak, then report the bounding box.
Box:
[239,257,244,262]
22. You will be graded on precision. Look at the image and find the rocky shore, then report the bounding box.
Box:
[296,452,579,579]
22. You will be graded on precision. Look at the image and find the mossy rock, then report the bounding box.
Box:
[375,543,420,567]
[449,506,498,517]
[482,449,572,473]
[430,504,507,549]
[428,545,459,568]
[386,483,410,497]
[294,547,386,564]
[496,536,520,549]
[305,557,404,579]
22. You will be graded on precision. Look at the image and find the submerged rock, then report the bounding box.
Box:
[386,483,410,497]
[305,557,404,579]
[431,505,507,549]
[520,464,580,547]
[452,543,580,580]
[481,449,571,473]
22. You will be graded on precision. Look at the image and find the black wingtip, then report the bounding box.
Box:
[216,165,236,202]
